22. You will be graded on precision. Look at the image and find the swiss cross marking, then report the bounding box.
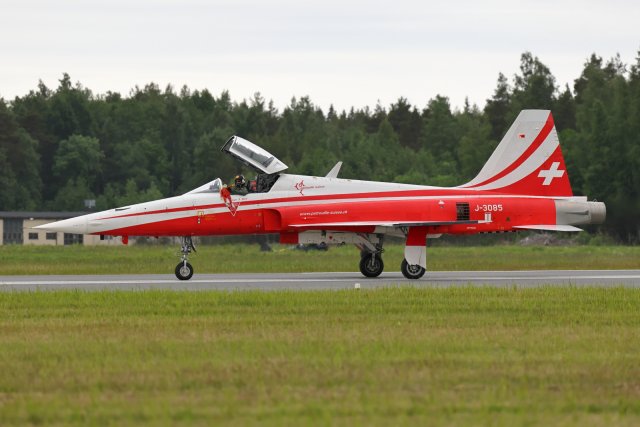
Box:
[538,162,564,186]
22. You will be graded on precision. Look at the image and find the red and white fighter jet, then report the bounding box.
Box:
[39,110,606,280]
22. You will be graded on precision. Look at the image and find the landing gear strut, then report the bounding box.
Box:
[175,236,196,280]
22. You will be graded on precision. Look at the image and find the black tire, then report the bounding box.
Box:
[401,259,425,280]
[175,262,194,280]
[359,253,384,278]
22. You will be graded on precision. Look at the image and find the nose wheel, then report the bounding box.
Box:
[175,236,196,280]
[175,261,194,280]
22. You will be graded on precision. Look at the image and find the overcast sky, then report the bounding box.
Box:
[1,0,639,112]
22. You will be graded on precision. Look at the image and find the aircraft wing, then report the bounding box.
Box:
[290,222,580,231]
[513,225,583,232]
[289,220,481,228]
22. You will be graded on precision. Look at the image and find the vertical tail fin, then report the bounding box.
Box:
[460,110,573,197]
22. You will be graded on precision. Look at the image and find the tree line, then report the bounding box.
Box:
[0,52,638,242]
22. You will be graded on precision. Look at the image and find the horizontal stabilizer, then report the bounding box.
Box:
[514,225,583,232]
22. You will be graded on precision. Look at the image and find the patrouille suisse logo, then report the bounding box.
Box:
[294,179,324,196]
[294,179,306,195]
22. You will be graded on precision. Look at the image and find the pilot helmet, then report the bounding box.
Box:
[234,174,245,186]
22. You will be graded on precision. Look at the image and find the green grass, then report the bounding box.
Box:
[1,288,640,425]
[0,244,638,275]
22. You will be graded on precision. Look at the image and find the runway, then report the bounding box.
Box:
[1,270,639,291]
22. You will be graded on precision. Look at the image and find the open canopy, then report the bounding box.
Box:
[221,136,288,174]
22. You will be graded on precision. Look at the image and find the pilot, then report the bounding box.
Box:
[230,174,248,195]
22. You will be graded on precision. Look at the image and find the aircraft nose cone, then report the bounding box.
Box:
[35,217,88,234]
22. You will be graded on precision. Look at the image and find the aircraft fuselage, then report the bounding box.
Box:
[43,173,603,240]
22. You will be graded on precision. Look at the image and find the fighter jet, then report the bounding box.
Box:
[38,110,606,280]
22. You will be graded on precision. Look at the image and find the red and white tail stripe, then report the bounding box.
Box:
[460,110,573,197]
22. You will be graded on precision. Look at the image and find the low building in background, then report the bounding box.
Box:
[0,212,123,246]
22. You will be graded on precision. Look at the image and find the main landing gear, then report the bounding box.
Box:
[360,252,427,280]
[175,236,196,280]
[359,252,384,277]
[357,234,385,278]
[400,259,426,280]
[359,252,426,279]
[356,234,426,280]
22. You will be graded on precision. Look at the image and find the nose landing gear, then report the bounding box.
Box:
[175,236,196,280]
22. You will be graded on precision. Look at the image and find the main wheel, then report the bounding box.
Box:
[175,262,194,280]
[401,259,425,279]
[359,253,384,278]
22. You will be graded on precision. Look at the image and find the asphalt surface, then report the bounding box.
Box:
[1,270,639,291]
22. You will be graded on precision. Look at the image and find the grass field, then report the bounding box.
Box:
[0,244,638,275]
[1,288,640,426]
[2,245,639,425]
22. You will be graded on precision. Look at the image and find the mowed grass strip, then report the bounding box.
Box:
[0,244,638,275]
[1,287,640,426]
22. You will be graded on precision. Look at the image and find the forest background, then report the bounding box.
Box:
[1,52,638,242]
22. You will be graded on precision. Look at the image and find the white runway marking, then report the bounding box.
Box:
[2,274,640,287]
[0,278,352,286]
[1,270,639,291]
